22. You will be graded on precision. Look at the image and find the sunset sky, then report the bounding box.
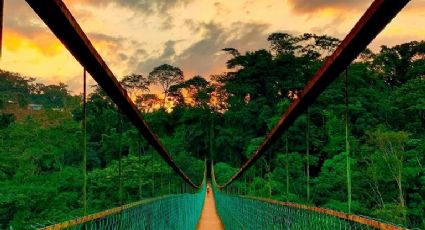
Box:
[1,0,424,94]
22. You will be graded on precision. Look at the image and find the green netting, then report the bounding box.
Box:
[213,183,377,230]
[41,183,206,230]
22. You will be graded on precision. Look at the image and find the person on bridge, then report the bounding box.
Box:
[207,183,211,196]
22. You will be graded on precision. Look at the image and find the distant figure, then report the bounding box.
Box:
[207,183,211,196]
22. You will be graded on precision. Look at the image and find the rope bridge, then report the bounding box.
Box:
[3,0,413,229]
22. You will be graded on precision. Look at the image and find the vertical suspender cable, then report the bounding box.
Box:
[345,68,352,213]
[152,150,155,196]
[160,162,163,195]
[209,116,214,160]
[138,136,142,200]
[244,173,247,195]
[82,69,87,215]
[118,111,123,206]
[306,107,310,201]
[267,152,272,199]
[168,165,171,194]
[285,133,289,202]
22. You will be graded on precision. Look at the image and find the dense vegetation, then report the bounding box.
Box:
[0,33,424,229]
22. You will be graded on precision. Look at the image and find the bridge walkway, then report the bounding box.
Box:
[197,183,223,230]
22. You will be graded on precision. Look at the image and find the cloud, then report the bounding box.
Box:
[3,28,64,56]
[2,1,68,56]
[287,0,370,13]
[175,22,270,77]
[134,40,179,75]
[64,0,194,32]
[120,0,193,15]
[72,0,193,15]
[4,0,47,36]
[133,21,270,79]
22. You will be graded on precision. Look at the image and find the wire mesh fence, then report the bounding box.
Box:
[212,182,403,230]
[38,182,206,230]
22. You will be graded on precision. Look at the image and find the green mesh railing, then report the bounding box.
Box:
[213,184,406,230]
[211,163,404,230]
[39,183,206,230]
[39,160,207,230]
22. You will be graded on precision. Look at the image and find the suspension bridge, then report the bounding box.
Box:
[1,0,416,229]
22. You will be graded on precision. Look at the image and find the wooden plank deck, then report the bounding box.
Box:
[197,183,224,230]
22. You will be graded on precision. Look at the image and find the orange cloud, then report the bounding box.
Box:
[287,0,370,13]
[4,29,64,56]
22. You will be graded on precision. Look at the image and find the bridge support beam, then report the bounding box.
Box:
[25,0,199,188]
[219,0,411,188]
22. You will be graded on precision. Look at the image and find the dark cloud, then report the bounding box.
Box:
[87,32,126,43]
[74,0,193,31]
[121,0,190,14]
[133,21,270,79]
[404,0,425,11]
[288,0,370,13]
[79,0,193,15]
[6,0,193,38]
[310,15,347,39]
[133,40,178,75]
[213,2,231,17]
[160,15,175,30]
[4,0,47,36]
[175,22,270,78]
[118,53,128,61]
[120,0,193,14]
[114,0,194,31]
[126,48,148,69]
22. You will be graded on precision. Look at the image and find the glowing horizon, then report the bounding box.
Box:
[0,0,424,94]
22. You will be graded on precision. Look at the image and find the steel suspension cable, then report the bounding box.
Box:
[345,68,352,213]
[212,0,410,189]
[25,0,202,189]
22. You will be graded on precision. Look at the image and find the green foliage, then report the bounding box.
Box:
[1,36,424,229]
[148,64,184,103]
[0,113,15,129]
